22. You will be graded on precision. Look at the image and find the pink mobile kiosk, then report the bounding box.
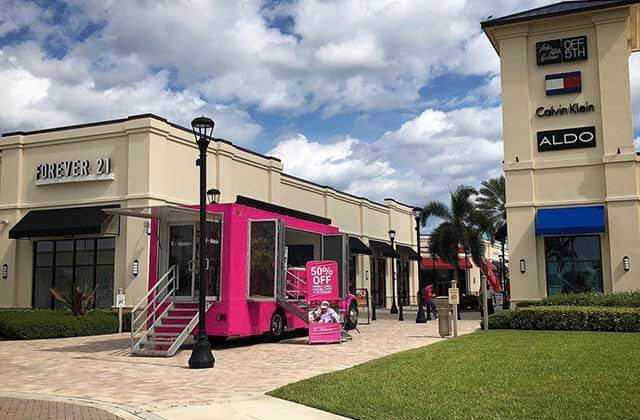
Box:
[128,196,358,356]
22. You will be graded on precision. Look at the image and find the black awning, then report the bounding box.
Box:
[9,205,117,239]
[235,195,331,225]
[397,244,421,261]
[369,240,400,258]
[349,236,373,255]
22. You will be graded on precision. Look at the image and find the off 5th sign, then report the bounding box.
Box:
[537,126,596,152]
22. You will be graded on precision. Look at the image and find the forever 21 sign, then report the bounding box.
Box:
[537,126,596,152]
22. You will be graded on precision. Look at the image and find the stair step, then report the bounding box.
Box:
[149,332,180,337]
[155,326,186,334]
[132,349,170,357]
[143,338,176,346]
[162,318,193,325]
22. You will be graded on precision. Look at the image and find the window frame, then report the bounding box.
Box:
[32,237,116,310]
[544,234,603,296]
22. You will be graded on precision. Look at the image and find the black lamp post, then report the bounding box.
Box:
[414,208,426,323]
[388,229,399,315]
[188,116,215,369]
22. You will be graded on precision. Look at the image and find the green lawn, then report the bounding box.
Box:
[269,331,640,419]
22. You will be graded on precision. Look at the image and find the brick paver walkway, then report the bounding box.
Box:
[0,396,122,419]
[0,316,479,413]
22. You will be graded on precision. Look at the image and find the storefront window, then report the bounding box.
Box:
[398,260,410,305]
[545,235,603,295]
[248,221,276,298]
[370,257,386,307]
[32,238,115,310]
[348,255,356,294]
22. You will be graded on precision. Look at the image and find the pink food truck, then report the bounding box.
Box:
[116,196,359,356]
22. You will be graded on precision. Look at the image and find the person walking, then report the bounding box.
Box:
[424,283,438,320]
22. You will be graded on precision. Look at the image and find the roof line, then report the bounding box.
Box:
[1,113,281,162]
[281,173,390,208]
[481,0,640,28]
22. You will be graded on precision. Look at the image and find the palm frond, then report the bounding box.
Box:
[429,222,459,268]
[420,201,451,227]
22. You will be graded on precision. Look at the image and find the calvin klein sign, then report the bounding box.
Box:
[35,158,114,185]
[536,35,587,66]
[537,126,596,152]
[535,101,595,118]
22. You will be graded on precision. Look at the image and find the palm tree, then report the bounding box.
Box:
[420,186,490,289]
[476,175,506,239]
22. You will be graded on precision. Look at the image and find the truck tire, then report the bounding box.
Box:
[208,336,227,347]
[345,301,359,330]
[268,310,286,341]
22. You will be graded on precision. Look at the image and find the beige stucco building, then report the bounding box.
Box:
[483,0,640,303]
[0,114,419,311]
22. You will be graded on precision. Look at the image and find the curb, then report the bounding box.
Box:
[0,390,165,420]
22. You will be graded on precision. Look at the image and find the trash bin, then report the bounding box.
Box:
[435,297,452,337]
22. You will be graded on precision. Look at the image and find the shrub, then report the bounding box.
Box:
[486,310,514,329]
[515,300,541,308]
[488,306,640,332]
[540,291,640,308]
[0,310,119,340]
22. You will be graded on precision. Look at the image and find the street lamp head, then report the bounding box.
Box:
[388,229,396,241]
[207,188,221,204]
[413,207,422,220]
[191,116,215,143]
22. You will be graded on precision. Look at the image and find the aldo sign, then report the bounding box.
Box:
[537,126,596,152]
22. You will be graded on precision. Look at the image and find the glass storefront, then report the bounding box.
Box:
[33,238,115,309]
[398,259,410,305]
[370,257,386,307]
[545,235,603,295]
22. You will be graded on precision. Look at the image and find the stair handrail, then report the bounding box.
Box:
[284,268,308,300]
[166,301,213,357]
[130,265,178,353]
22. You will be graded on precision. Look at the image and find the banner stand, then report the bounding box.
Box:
[306,260,342,344]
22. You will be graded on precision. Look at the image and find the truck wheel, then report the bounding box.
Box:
[268,310,286,341]
[208,336,227,347]
[345,301,359,330]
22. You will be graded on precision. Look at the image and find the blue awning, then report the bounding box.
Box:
[535,206,605,236]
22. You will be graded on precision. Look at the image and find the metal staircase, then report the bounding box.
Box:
[130,266,211,357]
[276,268,310,322]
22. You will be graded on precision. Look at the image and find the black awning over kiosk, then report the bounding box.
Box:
[349,236,373,255]
[9,205,116,239]
[369,240,400,258]
[397,244,421,261]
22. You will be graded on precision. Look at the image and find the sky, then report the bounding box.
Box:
[1,0,639,208]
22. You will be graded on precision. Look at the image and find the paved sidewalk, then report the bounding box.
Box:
[155,396,347,420]
[0,396,122,420]
[0,317,479,416]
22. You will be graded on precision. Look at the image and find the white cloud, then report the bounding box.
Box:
[0,0,547,119]
[0,46,261,144]
[270,106,504,206]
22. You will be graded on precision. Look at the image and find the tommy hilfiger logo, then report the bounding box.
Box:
[545,71,582,96]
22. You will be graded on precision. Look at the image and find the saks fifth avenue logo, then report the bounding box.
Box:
[536,36,587,66]
[537,126,596,152]
[536,101,595,118]
[35,158,113,185]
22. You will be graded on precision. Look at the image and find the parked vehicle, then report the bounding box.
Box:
[118,196,358,356]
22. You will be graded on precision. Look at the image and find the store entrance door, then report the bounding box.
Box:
[169,224,196,298]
